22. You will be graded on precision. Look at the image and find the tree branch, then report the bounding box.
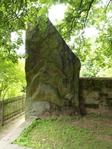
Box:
[84,0,95,25]
[105,0,112,13]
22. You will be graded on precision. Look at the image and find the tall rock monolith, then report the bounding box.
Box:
[25,17,81,118]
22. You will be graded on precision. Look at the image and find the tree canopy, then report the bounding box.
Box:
[0,0,112,77]
[56,0,112,76]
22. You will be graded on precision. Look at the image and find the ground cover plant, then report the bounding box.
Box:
[14,111,112,149]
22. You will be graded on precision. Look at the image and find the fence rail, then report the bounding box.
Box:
[0,96,25,125]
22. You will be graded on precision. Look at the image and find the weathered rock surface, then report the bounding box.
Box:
[25,17,81,118]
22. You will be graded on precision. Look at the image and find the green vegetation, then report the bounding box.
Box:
[0,0,112,77]
[0,54,26,99]
[14,114,112,149]
[56,0,112,77]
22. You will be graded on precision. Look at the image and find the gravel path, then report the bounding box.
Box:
[0,116,32,149]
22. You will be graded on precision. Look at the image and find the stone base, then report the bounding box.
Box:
[25,100,81,119]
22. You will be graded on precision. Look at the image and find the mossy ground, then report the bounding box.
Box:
[14,110,112,149]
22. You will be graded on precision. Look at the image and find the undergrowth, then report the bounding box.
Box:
[14,114,112,149]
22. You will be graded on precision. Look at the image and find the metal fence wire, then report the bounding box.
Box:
[0,96,25,126]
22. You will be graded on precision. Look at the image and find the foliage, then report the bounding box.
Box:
[14,114,112,149]
[56,0,112,77]
[0,1,39,60]
[0,0,112,76]
[0,52,26,99]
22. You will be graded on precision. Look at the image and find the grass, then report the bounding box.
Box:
[14,112,112,149]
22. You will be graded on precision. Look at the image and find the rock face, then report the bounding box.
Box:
[25,17,81,118]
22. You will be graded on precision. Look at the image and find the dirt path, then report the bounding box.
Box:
[0,115,32,149]
[0,115,25,140]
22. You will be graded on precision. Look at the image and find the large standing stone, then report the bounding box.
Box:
[25,17,81,118]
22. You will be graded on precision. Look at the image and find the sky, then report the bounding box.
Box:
[11,31,25,55]
[48,4,67,24]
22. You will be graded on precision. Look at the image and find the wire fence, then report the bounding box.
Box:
[0,95,25,126]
